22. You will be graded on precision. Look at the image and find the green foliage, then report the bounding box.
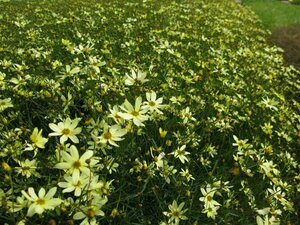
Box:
[0,0,299,224]
[290,0,300,5]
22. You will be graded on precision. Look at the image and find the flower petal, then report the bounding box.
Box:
[38,188,46,198]
[28,187,38,200]
[80,150,93,161]
[45,187,57,199]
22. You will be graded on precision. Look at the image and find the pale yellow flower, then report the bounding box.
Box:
[199,186,221,208]
[25,128,48,152]
[119,97,149,127]
[58,174,89,197]
[0,98,13,112]
[124,69,148,86]
[55,145,93,180]
[170,145,190,164]
[15,159,39,178]
[21,187,62,217]
[256,215,280,225]
[97,123,127,147]
[73,196,107,224]
[163,200,188,225]
[142,91,165,114]
[49,118,82,144]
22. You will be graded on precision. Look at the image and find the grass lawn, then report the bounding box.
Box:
[243,0,300,31]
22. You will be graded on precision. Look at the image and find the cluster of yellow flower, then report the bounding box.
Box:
[0,0,299,224]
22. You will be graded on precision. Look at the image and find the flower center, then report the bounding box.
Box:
[87,208,96,218]
[149,101,156,107]
[36,198,46,205]
[207,195,213,202]
[73,160,81,169]
[134,78,142,84]
[131,111,139,116]
[62,128,71,135]
[74,180,82,187]
[22,166,31,171]
[172,210,180,217]
[104,131,112,140]
[276,193,282,199]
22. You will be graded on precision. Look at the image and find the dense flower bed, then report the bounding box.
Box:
[0,0,299,224]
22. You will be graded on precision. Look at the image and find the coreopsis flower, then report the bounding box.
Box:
[49,118,82,144]
[170,145,190,164]
[21,187,62,217]
[179,168,195,182]
[108,105,124,124]
[199,186,221,208]
[73,196,107,225]
[55,145,93,180]
[7,196,29,213]
[25,128,48,155]
[180,107,195,123]
[153,152,165,168]
[15,159,40,178]
[142,91,165,114]
[232,135,251,150]
[0,98,13,112]
[97,123,127,147]
[88,56,106,74]
[256,215,280,225]
[202,205,220,220]
[89,178,113,197]
[163,200,188,225]
[119,97,149,127]
[124,69,148,86]
[259,160,280,178]
[260,97,279,111]
[160,163,177,184]
[58,65,80,79]
[58,174,89,197]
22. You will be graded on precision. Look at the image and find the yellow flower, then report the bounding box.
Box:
[21,187,62,217]
[159,128,168,138]
[98,123,127,147]
[15,159,39,178]
[0,98,13,112]
[170,145,190,164]
[163,200,188,224]
[30,128,48,149]
[142,91,165,114]
[49,118,82,144]
[119,97,149,127]
[124,69,149,86]
[55,145,93,181]
[58,174,89,197]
